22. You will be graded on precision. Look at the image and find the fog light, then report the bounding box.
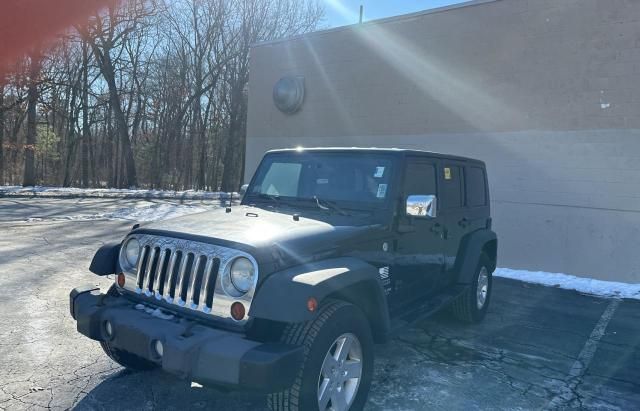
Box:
[104,321,113,338]
[230,302,245,321]
[117,273,126,288]
[153,340,164,358]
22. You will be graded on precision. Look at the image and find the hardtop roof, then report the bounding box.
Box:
[266,147,485,165]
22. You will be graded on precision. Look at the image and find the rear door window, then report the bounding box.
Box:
[440,165,463,209]
[465,166,487,207]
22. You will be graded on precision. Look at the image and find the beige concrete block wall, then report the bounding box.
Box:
[245,0,640,283]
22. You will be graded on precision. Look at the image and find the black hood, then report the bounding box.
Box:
[136,206,388,274]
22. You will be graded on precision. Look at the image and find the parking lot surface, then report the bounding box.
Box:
[0,197,638,410]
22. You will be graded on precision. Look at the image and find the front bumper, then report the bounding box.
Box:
[69,286,302,392]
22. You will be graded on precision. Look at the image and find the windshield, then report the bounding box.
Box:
[246,152,395,208]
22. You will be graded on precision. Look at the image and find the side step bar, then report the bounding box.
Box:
[388,285,468,336]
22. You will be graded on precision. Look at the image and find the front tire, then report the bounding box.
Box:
[451,252,493,323]
[268,299,374,411]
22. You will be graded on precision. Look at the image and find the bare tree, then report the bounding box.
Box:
[77,0,161,187]
[220,0,322,191]
[1,0,322,190]
[22,50,42,186]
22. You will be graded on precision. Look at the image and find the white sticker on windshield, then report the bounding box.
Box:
[376,184,388,198]
[374,166,385,178]
[317,178,329,184]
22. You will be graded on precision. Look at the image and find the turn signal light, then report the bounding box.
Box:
[230,302,245,321]
[117,273,126,288]
[307,297,318,312]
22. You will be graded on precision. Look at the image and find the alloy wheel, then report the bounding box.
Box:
[317,333,363,411]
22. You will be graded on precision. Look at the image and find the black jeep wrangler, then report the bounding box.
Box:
[70,148,497,411]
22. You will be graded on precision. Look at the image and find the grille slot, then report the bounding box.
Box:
[136,246,150,290]
[203,258,220,309]
[155,249,171,297]
[134,246,221,312]
[144,247,160,296]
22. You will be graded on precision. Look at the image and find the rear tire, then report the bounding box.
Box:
[451,252,493,323]
[268,299,374,411]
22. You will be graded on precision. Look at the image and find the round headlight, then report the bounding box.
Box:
[230,257,255,293]
[124,238,140,268]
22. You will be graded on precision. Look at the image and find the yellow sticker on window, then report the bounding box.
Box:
[444,167,452,180]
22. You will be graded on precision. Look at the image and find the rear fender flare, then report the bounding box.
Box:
[455,229,497,284]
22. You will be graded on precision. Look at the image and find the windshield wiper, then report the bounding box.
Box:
[252,193,281,206]
[313,196,350,216]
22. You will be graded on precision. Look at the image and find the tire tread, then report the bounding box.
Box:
[268,299,350,411]
[451,252,492,324]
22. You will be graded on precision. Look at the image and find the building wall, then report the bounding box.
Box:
[245,0,640,283]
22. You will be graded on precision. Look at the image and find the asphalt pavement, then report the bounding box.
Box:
[0,197,638,410]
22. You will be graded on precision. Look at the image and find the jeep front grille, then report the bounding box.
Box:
[118,234,258,324]
[136,246,221,311]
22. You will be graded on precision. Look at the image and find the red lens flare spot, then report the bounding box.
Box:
[230,302,245,321]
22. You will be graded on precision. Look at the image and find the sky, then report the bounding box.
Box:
[322,0,466,28]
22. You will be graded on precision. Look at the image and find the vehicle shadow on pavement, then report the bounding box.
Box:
[73,368,268,411]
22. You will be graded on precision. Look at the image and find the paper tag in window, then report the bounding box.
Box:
[444,167,452,180]
[317,178,329,184]
[376,184,388,198]
[374,166,385,178]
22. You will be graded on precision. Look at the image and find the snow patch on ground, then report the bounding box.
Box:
[23,203,210,223]
[101,203,209,221]
[495,268,640,300]
[0,185,236,199]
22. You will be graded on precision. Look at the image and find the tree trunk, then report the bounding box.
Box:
[62,71,80,187]
[106,61,137,187]
[81,41,90,188]
[90,43,138,188]
[0,82,4,185]
[221,83,247,192]
[23,53,41,187]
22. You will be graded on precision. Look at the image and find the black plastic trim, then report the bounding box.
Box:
[89,243,121,275]
[69,287,302,391]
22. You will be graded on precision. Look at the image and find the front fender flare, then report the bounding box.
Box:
[249,257,390,342]
[89,242,121,275]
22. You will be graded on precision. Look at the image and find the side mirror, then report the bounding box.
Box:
[239,184,249,199]
[406,194,437,218]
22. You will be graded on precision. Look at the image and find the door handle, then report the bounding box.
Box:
[458,218,469,228]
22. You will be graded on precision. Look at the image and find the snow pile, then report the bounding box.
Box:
[495,268,640,300]
[0,185,237,200]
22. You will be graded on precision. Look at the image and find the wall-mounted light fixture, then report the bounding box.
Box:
[273,75,305,114]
